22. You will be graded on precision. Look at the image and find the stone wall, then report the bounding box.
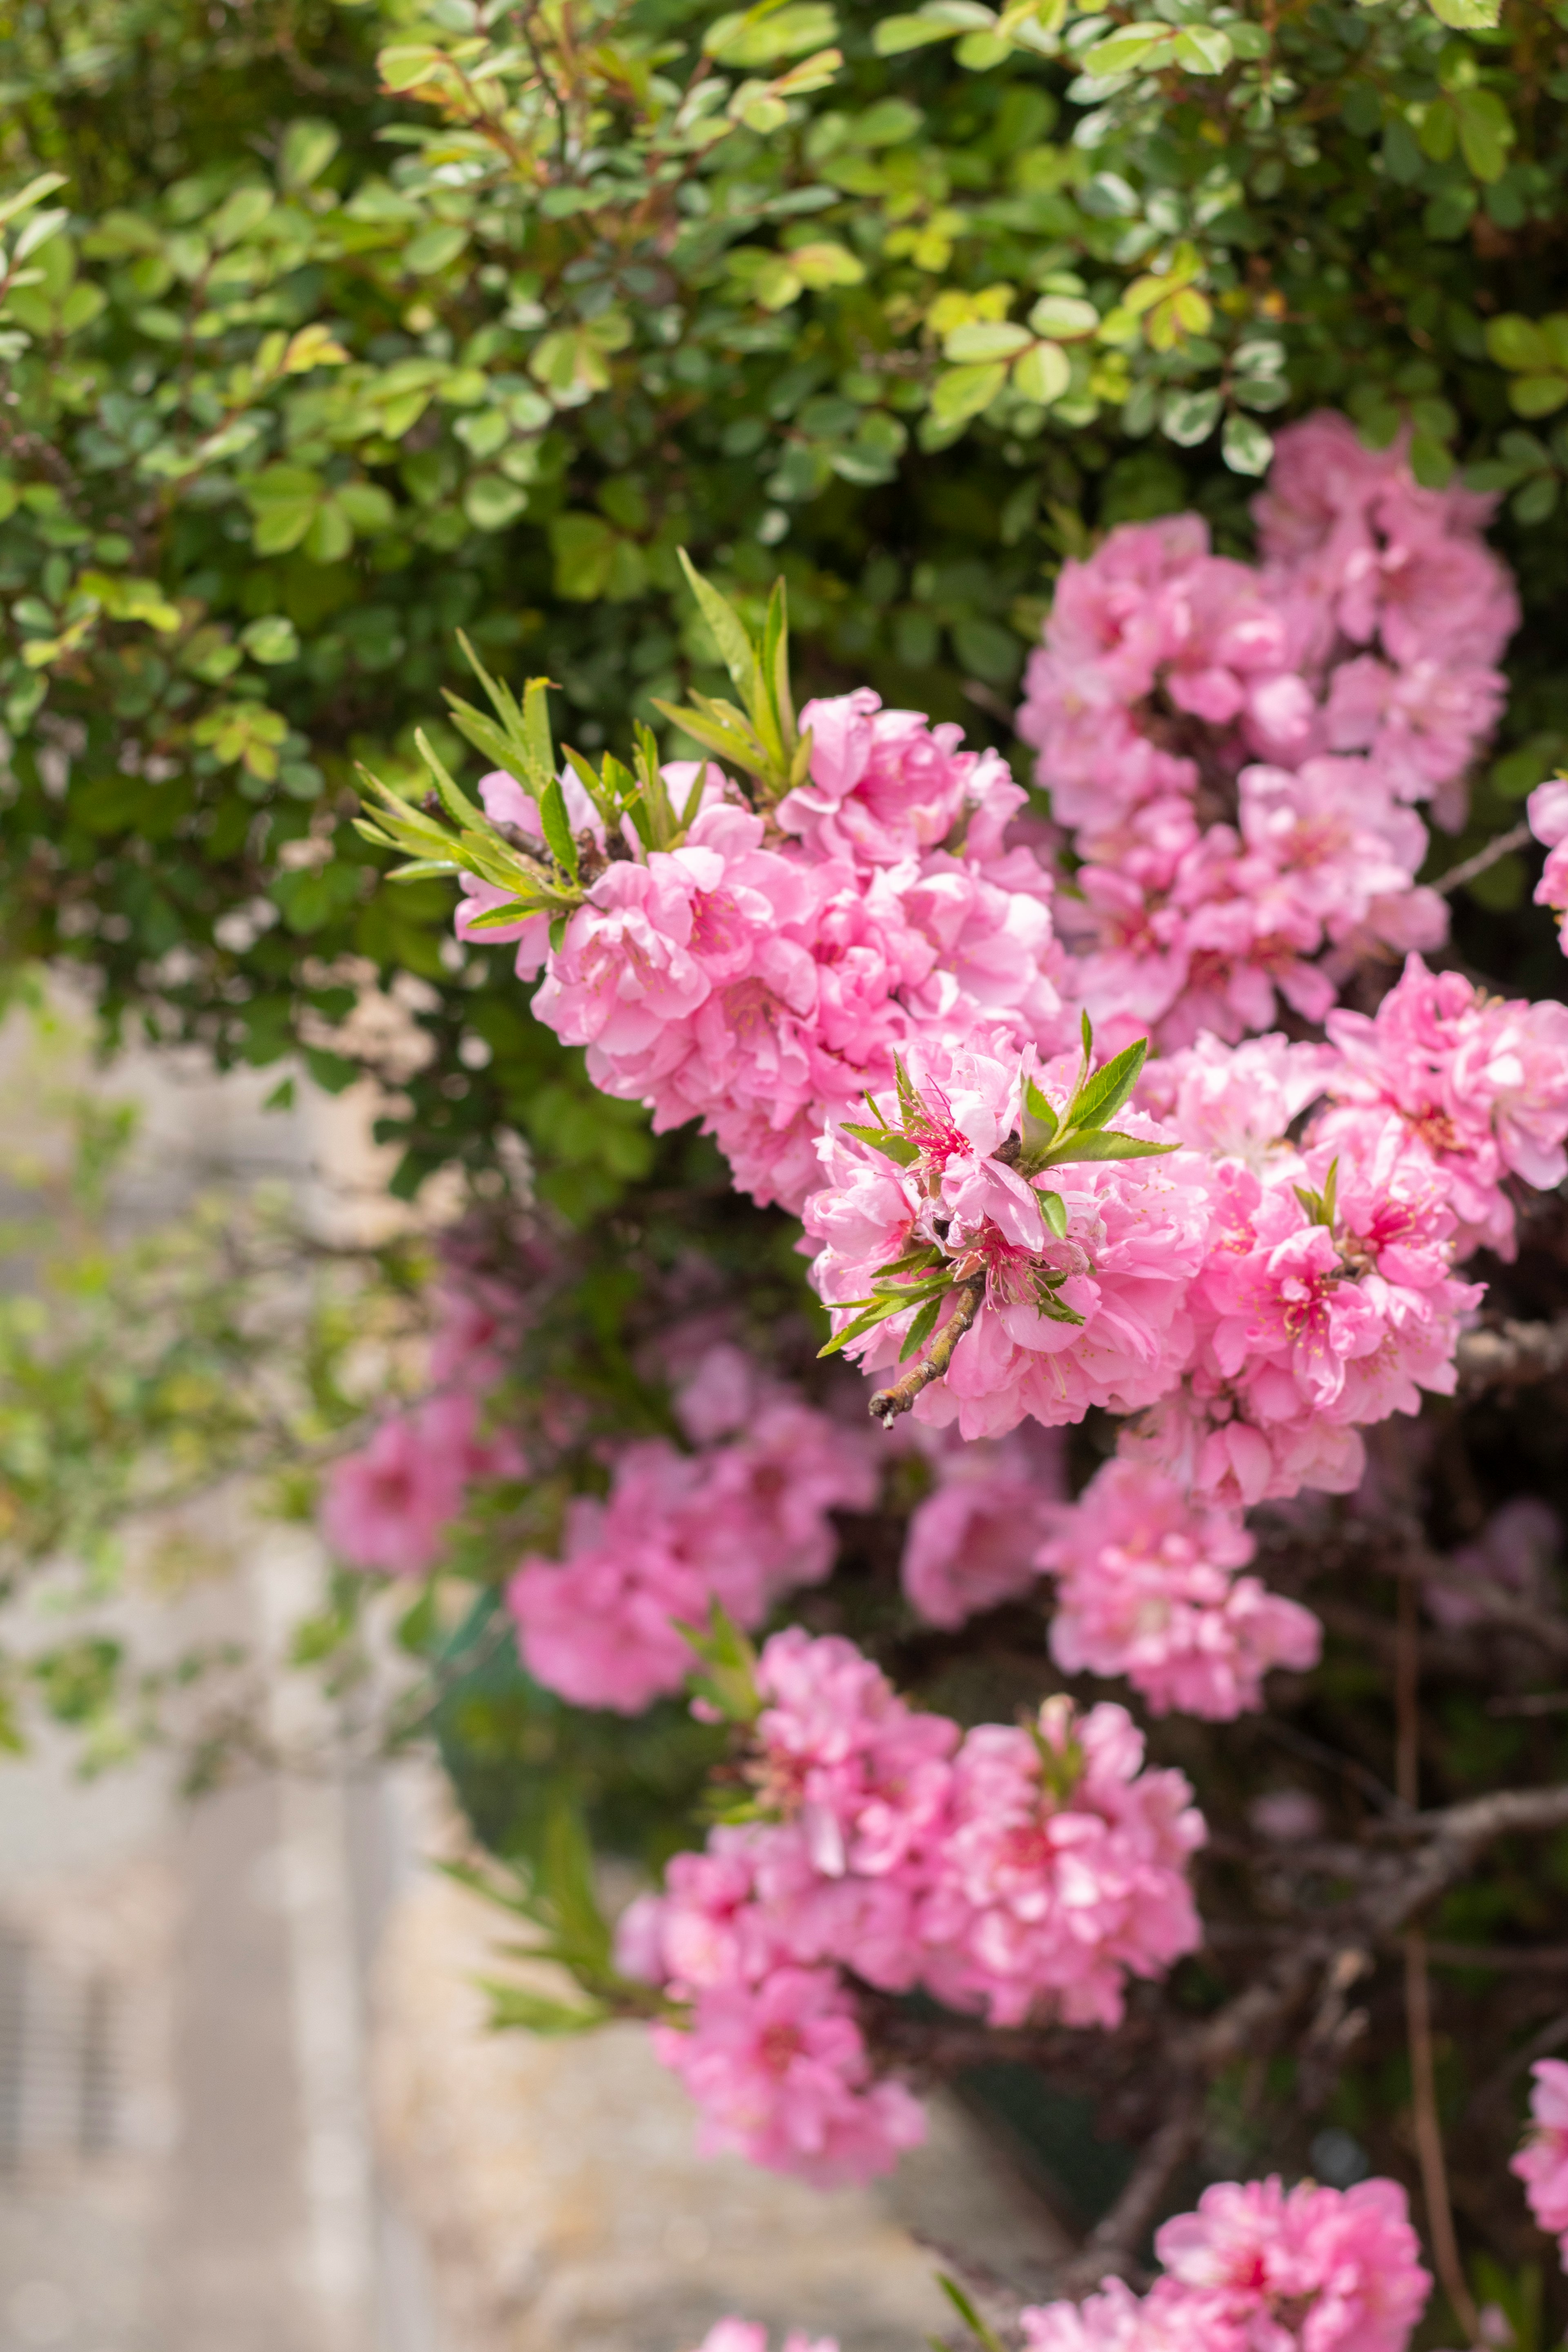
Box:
[373,1859,1070,2352]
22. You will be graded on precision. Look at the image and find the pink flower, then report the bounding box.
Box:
[651,1964,927,2188]
[918,1695,1205,2028]
[505,1391,878,1711]
[779,690,1025,866]
[672,1400,878,1621]
[1138,1033,1335,1166]
[507,1444,713,1713]
[321,1390,506,1577]
[1039,1459,1321,1719]
[692,2323,838,2352]
[1511,2057,1568,2267]
[1021,2279,1165,2352]
[900,1424,1068,1627]
[806,1053,1215,1443]
[753,1628,958,1878]
[1150,2176,1430,2352]
[1528,778,1568,939]
[1321,954,1568,1258]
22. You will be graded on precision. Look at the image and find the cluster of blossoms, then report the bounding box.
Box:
[809,951,1568,1516]
[617,1629,1203,2184]
[1037,1459,1321,1721]
[459,708,1070,1212]
[320,1270,527,1577]
[897,1418,1067,1626]
[686,2176,1430,2352]
[1512,2059,1568,2274]
[508,1344,877,1713]
[1018,413,1517,1051]
[1022,2176,1430,2352]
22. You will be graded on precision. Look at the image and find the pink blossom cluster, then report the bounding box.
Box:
[804,1040,1216,1443]
[320,1273,527,1579]
[898,1420,1068,1626]
[617,1630,1204,2183]
[1512,2058,1568,2272]
[1528,779,1568,945]
[508,1346,877,1712]
[1019,414,1517,1049]
[1037,1459,1321,1720]
[1314,953,1568,1259]
[458,708,1071,1212]
[804,1026,1485,1502]
[1021,2176,1430,2352]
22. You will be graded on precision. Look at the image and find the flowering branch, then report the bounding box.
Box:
[868,1277,985,1427]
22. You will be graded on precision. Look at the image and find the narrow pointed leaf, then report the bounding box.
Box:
[416,727,485,830]
[937,2274,1007,2352]
[841,1122,921,1166]
[536,773,579,879]
[899,1293,944,1361]
[521,678,557,791]
[763,576,796,746]
[1042,1130,1180,1165]
[677,549,763,710]
[1065,1036,1148,1133]
[1038,1187,1069,1239]
[650,697,764,774]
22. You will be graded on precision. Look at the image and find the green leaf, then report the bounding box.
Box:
[1012,342,1070,405]
[937,2273,1007,2352]
[899,1294,944,1360]
[0,172,68,233]
[1082,22,1174,73]
[536,775,579,881]
[1162,387,1223,446]
[841,1122,921,1165]
[1223,412,1274,477]
[1510,376,1568,420]
[943,320,1032,361]
[482,1982,606,2036]
[1038,1187,1068,1240]
[1021,1076,1059,1155]
[676,550,763,713]
[1452,87,1514,183]
[705,0,838,65]
[1172,23,1231,73]
[931,361,1008,427]
[1027,295,1099,340]
[1424,0,1498,26]
[1065,1035,1147,1132]
[1043,1129,1180,1165]
[279,118,341,192]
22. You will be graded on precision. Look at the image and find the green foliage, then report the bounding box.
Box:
[3,0,1568,1204]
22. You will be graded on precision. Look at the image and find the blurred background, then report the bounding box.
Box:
[0,984,1071,2352]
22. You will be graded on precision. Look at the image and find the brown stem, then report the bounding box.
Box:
[1396,1580,1480,2348]
[1433,821,1533,898]
[869,1279,984,1429]
[1060,2099,1203,2291]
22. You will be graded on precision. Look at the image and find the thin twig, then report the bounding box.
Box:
[1434,821,1532,897]
[1424,1941,1568,1972]
[1396,1581,1480,2348]
[869,1279,984,1428]
[1060,2099,1203,2290]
